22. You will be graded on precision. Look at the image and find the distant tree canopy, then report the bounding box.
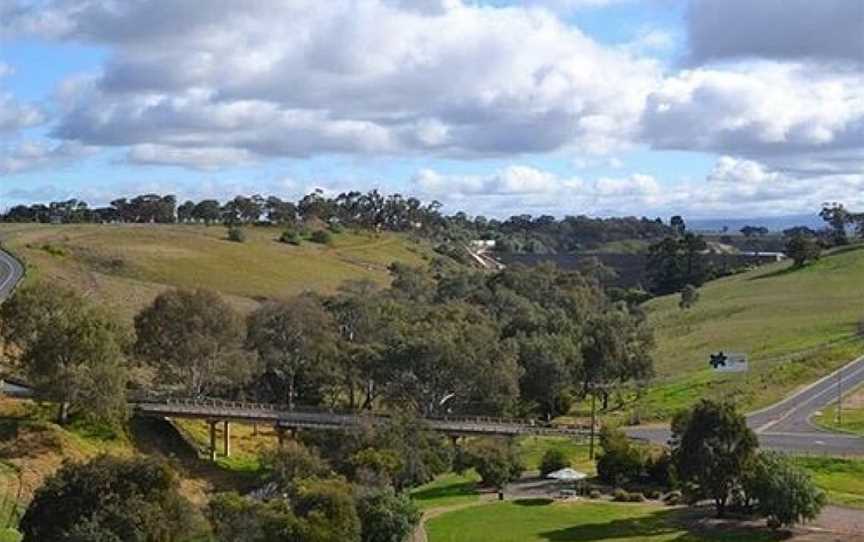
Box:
[1,190,674,255]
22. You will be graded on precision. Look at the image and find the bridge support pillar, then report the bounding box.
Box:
[275,426,286,447]
[208,421,217,461]
[223,421,231,457]
[449,434,461,447]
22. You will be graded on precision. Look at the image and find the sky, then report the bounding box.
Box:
[0,0,862,219]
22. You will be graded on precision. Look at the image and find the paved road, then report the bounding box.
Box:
[627,356,864,455]
[0,247,23,300]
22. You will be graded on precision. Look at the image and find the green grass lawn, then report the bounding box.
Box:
[410,471,482,511]
[812,383,864,437]
[426,501,781,542]
[411,436,594,511]
[794,456,864,509]
[0,223,429,321]
[627,246,864,420]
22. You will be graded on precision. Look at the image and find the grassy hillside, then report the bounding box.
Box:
[0,224,430,320]
[632,245,864,419]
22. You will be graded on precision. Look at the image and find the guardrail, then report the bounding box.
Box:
[133,398,591,436]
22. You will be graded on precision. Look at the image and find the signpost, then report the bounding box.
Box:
[709,351,748,373]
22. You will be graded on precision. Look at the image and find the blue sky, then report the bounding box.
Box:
[1,0,862,218]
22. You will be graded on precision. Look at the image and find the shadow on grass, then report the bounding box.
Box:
[539,508,785,542]
[513,498,554,507]
[411,481,478,503]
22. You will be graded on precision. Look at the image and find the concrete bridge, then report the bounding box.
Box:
[133,399,590,461]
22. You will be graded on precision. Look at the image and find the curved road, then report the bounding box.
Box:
[0,247,23,300]
[627,356,864,454]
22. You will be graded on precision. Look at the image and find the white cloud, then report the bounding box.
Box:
[0,92,44,132]
[6,0,659,168]
[126,145,256,170]
[641,62,864,174]
[0,141,97,175]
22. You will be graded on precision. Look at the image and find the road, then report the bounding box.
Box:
[0,247,23,300]
[627,355,864,455]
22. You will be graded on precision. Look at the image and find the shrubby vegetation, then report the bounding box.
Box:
[20,456,202,542]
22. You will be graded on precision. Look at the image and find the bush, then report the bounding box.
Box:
[227,227,246,243]
[329,223,344,234]
[627,492,646,502]
[646,450,675,488]
[596,427,645,486]
[588,489,602,499]
[645,490,662,500]
[539,449,570,477]
[743,451,826,529]
[355,487,420,542]
[279,229,301,245]
[310,229,333,245]
[612,488,629,502]
[463,439,523,490]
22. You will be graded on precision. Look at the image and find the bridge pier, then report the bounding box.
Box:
[208,421,217,461]
[275,425,286,447]
[223,421,231,457]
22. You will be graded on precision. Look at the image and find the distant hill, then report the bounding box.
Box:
[688,214,823,233]
[0,224,431,321]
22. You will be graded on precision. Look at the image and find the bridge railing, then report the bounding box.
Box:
[135,397,591,432]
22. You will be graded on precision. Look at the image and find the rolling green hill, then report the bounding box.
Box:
[0,224,431,321]
[633,245,864,419]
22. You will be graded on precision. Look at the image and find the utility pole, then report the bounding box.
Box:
[588,389,597,460]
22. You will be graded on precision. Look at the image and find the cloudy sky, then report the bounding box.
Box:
[1,0,862,218]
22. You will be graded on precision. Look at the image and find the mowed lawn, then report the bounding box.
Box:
[812,383,864,437]
[425,501,781,542]
[636,245,864,419]
[0,223,429,320]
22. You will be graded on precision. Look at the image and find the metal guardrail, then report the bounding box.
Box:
[133,398,591,437]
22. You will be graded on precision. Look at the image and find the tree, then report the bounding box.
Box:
[209,492,300,542]
[596,426,644,485]
[260,441,331,491]
[670,215,686,237]
[646,234,709,295]
[743,452,825,529]
[20,456,201,542]
[819,203,850,246]
[134,289,254,396]
[785,234,821,268]
[517,333,579,419]
[461,438,523,490]
[539,448,570,477]
[246,296,336,409]
[671,400,758,517]
[581,307,654,410]
[0,283,128,425]
[679,284,699,309]
[293,478,362,542]
[355,487,420,542]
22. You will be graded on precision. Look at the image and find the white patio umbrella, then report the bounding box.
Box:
[545,468,587,481]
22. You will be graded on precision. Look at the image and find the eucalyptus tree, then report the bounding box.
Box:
[246,295,336,409]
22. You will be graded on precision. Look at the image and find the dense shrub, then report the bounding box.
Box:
[646,450,676,488]
[227,226,246,243]
[310,229,333,245]
[743,452,826,529]
[462,438,523,490]
[612,488,629,502]
[539,449,570,477]
[355,487,421,542]
[588,489,602,499]
[279,229,301,245]
[596,427,645,486]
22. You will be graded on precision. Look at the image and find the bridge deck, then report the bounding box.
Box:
[133,400,589,438]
